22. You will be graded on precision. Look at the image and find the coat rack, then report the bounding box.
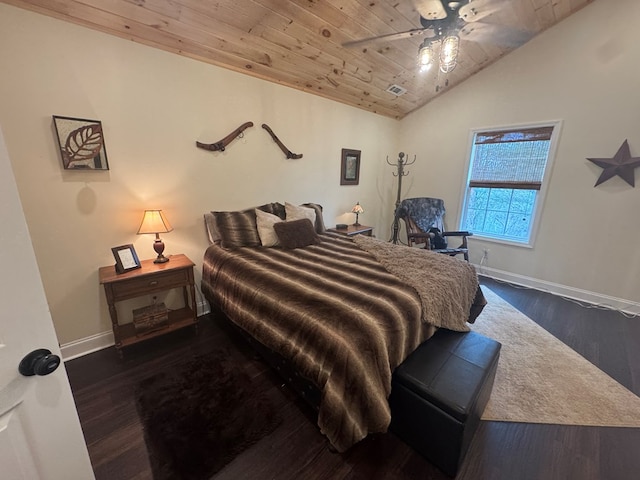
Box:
[387,152,416,244]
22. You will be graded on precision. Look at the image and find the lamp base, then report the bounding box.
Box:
[352,222,361,227]
[153,238,169,263]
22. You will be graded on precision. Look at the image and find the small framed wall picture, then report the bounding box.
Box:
[340,148,361,185]
[111,244,141,274]
[53,115,109,170]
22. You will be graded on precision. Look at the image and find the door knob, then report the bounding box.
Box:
[19,349,61,376]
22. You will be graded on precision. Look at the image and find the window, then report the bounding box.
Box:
[460,123,559,245]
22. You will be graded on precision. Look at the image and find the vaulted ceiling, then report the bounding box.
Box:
[3,0,594,119]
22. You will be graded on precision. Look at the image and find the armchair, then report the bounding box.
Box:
[395,197,472,261]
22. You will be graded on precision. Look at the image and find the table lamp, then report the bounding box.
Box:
[137,209,173,263]
[352,202,364,226]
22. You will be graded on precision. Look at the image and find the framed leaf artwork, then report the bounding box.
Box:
[53,115,109,170]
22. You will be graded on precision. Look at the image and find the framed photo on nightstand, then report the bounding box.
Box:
[111,244,141,274]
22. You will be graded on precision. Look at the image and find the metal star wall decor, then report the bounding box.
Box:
[586,139,640,187]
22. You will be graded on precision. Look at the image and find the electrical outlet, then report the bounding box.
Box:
[480,248,489,268]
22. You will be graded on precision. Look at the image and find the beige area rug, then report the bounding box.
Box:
[474,287,640,427]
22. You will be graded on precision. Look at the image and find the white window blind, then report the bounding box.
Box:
[469,126,554,190]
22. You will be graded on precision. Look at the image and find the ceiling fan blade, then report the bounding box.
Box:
[342,26,435,48]
[460,21,533,48]
[458,1,502,23]
[459,0,529,26]
[413,0,447,20]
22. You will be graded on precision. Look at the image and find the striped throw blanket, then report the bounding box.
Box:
[201,234,485,452]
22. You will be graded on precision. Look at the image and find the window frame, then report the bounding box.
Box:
[458,120,562,248]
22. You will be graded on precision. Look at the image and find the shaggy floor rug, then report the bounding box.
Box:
[474,287,640,427]
[135,351,282,480]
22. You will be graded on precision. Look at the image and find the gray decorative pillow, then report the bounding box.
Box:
[285,202,316,225]
[273,219,320,249]
[302,203,326,233]
[255,209,283,247]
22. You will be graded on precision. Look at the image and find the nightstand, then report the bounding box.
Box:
[99,253,197,357]
[327,225,374,237]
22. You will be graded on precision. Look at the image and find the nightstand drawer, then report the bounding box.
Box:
[111,269,189,298]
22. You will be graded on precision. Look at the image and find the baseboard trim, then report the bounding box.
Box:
[476,264,640,316]
[62,270,638,362]
[60,330,114,362]
[197,300,211,316]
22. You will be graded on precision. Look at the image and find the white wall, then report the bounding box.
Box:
[399,0,640,308]
[0,4,398,346]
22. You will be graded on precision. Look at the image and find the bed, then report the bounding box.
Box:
[201,202,486,452]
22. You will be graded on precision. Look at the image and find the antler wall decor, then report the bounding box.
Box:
[387,152,416,244]
[261,124,303,159]
[196,121,253,152]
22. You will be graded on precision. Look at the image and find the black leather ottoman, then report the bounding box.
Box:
[389,329,501,476]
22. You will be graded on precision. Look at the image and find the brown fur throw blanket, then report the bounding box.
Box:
[353,235,480,331]
[201,235,485,453]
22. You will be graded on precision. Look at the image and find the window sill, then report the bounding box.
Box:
[469,234,534,249]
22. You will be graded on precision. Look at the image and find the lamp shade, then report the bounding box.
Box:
[352,202,364,214]
[137,210,173,234]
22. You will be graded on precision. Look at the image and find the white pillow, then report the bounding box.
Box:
[255,209,283,247]
[285,202,316,226]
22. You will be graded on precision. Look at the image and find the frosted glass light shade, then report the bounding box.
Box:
[439,35,459,73]
[418,40,434,72]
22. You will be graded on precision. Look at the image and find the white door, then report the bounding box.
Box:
[0,126,95,479]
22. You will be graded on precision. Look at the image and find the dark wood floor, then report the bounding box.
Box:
[65,278,640,480]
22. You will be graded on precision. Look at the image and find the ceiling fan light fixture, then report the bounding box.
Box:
[418,39,434,72]
[439,34,459,73]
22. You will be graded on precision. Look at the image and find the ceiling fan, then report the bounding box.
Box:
[343,0,531,74]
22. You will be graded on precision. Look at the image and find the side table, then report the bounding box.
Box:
[99,253,197,357]
[327,225,374,237]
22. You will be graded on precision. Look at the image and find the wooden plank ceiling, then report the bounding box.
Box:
[3,0,593,119]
